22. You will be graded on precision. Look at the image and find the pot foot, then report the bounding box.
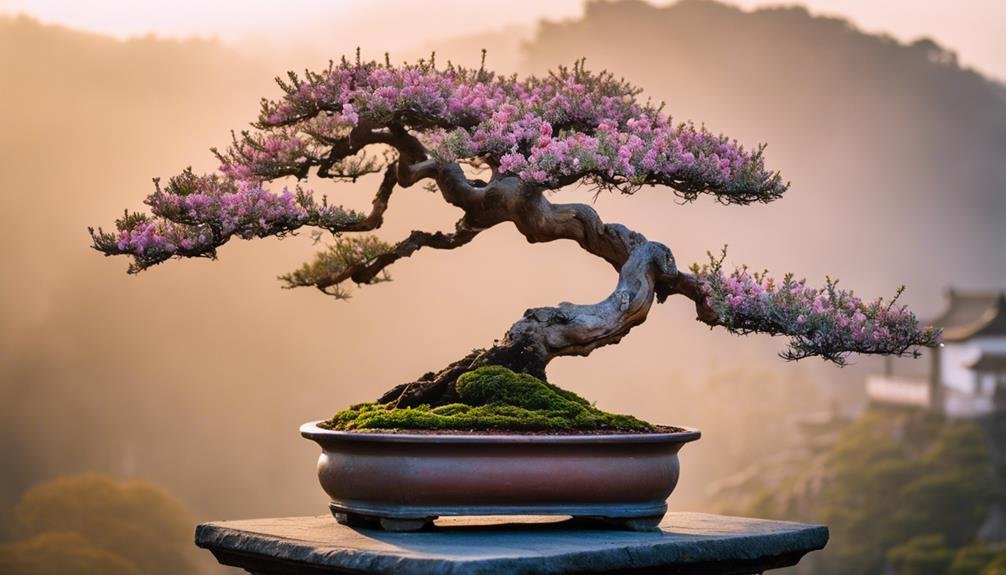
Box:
[332,511,379,528]
[605,515,664,532]
[378,517,434,532]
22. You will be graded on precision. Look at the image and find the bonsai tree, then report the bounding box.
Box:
[90,54,939,429]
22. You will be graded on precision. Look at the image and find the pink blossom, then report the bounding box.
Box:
[694,254,940,364]
[243,58,786,202]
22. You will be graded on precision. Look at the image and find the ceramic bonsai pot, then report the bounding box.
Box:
[300,421,700,531]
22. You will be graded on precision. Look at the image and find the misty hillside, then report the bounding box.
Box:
[0,16,277,521]
[0,16,265,327]
[2,0,1006,539]
[522,0,1006,306]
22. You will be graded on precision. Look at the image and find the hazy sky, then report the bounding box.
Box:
[3,0,1005,81]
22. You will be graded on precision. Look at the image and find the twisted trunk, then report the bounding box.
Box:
[292,130,716,406]
[378,165,713,407]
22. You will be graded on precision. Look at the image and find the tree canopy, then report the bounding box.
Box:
[90,54,938,399]
[90,55,784,273]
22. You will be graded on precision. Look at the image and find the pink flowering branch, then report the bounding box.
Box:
[689,249,941,365]
[89,167,382,275]
[238,55,786,200]
[89,53,937,406]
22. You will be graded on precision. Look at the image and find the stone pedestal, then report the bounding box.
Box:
[195,513,827,574]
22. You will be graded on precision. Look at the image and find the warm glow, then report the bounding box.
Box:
[2,0,1004,79]
[2,2,1003,572]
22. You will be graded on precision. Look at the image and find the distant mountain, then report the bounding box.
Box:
[520,0,1006,308]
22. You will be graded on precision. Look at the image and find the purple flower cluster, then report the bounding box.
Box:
[113,217,213,259]
[450,115,767,191]
[249,58,785,202]
[145,170,308,239]
[219,133,310,181]
[92,170,335,271]
[262,63,510,129]
[694,254,940,363]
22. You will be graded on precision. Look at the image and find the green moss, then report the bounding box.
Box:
[456,365,591,412]
[324,366,653,432]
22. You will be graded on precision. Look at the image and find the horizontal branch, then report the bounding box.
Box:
[686,252,941,364]
[326,224,480,291]
[281,220,481,297]
[90,164,404,274]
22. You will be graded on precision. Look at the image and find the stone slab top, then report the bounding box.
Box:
[195,513,829,575]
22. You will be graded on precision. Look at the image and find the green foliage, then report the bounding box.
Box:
[7,474,199,575]
[279,234,392,298]
[114,211,149,233]
[949,544,999,575]
[326,366,653,432]
[888,535,955,575]
[163,167,214,197]
[747,408,1003,575]
[0,531,139,575]
[986,550,1006,575]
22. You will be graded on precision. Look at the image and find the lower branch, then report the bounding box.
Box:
[280,221,480,296]
[318,223,480,291]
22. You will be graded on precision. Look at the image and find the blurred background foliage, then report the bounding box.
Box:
[0,474,218,575]
[726,409,1006,574]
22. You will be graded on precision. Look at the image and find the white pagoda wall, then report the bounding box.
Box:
[940,336,1006,394]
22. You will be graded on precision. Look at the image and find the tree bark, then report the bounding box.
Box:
[377,165,711,407]
[292,130,717,407]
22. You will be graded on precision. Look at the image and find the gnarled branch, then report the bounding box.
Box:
[291,222,481,295]
[492,241,677,368]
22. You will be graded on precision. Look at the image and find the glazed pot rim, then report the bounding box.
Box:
[300,421,701,444]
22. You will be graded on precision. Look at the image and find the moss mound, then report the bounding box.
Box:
[324,366,653,432]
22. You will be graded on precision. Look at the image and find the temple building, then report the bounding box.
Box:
[867,288,1006,418]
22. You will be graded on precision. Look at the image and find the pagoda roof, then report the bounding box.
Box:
[966,354,1006,373]
[933,289,1006,342]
